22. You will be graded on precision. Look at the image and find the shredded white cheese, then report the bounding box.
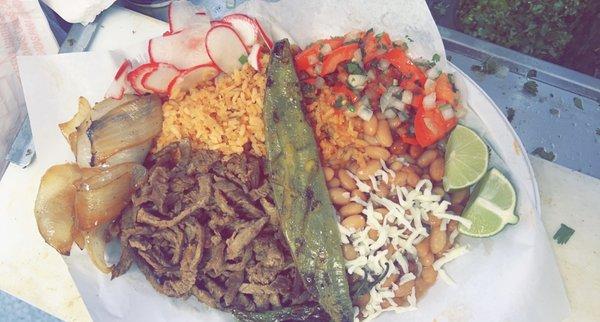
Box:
[338,165,469,321]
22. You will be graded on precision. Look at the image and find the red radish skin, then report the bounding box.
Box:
[205,25,249,74]
[141,63,181,95]
[149,26,212,70]
[255,19,273,49]
[222,14,259,47]
[114,60,131,80]
[105,60,132,99]
[210,20,232,27]
[127,63,157,95]
[167,64,219,97]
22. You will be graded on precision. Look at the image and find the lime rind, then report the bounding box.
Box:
[443,125,489,191]
[458,168,518,238]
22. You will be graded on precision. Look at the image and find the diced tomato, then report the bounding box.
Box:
[363,30,377,56]
[320,43,359,75]
[303,77,317,85]
[364,32,392,63]
[401,134,419,145]
[332,84,358,103]
[435,73,455,104]
[382,48,426,86]
[380,33,392,48]
[294,38,344,71]
[414,108,457,147]
[411,93,424,110]
[364,81,386,110]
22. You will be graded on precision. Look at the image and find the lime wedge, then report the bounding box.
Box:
[458,168,519,237]
[443,125,489,191]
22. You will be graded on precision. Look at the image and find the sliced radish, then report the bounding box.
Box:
[210,20,232,27]
[168,64,219,97]
[222,14,259,47]
[149,25,212,70]
[255,19,273,49]
[168,0,209,33]
[141,63,181,95]
[248,44,261,71]
[127,63,157,95]
[206,25,249,74]
[105,60,132,99]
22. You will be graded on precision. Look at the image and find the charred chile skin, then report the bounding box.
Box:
[262,39,354,322]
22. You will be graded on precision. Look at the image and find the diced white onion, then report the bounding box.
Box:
[441,106,455,120]
[353,49,363,62]
[401,90,413,105]
[320,43,332,56]
[314,77,325,89]
[379,59,390,70]
[424,78,436,93]
[308,54,318,65]
[422,92,436,109]
[348,74,368,90]
[390,98,405,111]
[427,68,441,79]
[355,96,371,120]
[383,108,396,119]
[367,69,376,81]
[313,63,322,74]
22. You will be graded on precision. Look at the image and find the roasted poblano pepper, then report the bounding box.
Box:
[232,304,328,322]
[263,39,354,322]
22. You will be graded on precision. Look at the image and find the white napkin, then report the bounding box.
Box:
[0,0,58,174]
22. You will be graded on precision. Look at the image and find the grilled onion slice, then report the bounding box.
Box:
[34,164,82,255]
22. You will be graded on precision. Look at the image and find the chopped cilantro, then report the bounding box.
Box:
[347,104,356,112]
[523,81,538,95]
[553,224,575,245]
[333,96,345,108]
[505,107,516,122]
[346,62,365,75]
[405,35,413,42]
[432,53,440,63]
[448,74,458,92]
[238,54,248,65]
[415,60,436,69]
[573,97,583,110]
[527,69,537,78]
[375,32,384,40]
[532,147,555,161]
[472,58,499,74]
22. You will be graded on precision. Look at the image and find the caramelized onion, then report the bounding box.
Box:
[75,163,146,230]
[75,118,92,167]
[84,224,111,274]
[103,140,153,167]
[91,94,138,121]
[34,164,82,255]
[58,95,162,167]
[59,97,91,154]
[88,95,162,165]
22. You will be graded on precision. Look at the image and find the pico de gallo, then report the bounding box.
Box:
[294,29,463,148]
